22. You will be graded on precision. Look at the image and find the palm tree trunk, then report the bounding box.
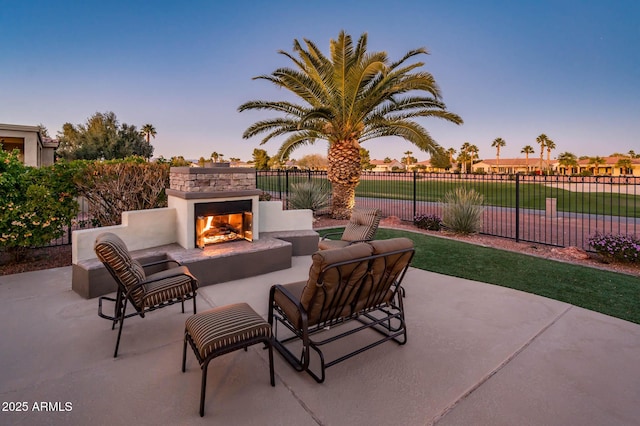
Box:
[327,140,361,219]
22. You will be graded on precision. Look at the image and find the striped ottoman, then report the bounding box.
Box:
[182,303,275,417]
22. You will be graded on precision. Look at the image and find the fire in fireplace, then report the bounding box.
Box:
[195,200,253,248]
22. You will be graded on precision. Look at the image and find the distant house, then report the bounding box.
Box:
[0,123,59,167]
[471,158,543,174]
[370,159,405,172]
[573,156,640,176]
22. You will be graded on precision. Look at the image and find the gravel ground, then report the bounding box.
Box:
[1,217,637,277]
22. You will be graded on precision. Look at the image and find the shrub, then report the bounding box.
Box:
[0,150,80,261]
[287,180,330,214]
[73,158,170,226]
[259,191,272,201]
[588,231,640,263]
[441,187,484,235]
[414,213,442,231]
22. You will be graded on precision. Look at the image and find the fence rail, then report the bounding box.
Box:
[257,170,640,251]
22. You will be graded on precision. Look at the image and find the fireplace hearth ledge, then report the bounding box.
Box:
[72,237,294,299]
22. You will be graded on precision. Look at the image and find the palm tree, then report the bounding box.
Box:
[238,31,462,218]
[140,124,156,144]
[521,145,534,173]
[589,156,605,175]
[536,134,550,174]
[628,150,637,158]
[468,144,479,172]
[491,137,506,173]
[211,152,222,163]
[404,151,413,167]
[459,142,471,173]
[557,151,578,175]
[616,157,632,175]
[545,139,556,174]
[446,147,456,165]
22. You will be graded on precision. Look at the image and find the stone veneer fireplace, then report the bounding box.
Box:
[166,166,262,249]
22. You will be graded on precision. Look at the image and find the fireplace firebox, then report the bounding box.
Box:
[194,200,253,248]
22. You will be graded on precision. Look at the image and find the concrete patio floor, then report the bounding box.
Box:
[1,258,639,426]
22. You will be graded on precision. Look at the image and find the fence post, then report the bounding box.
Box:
[285,170,289,202]
[277,169,282,200]
[413,170,417,221]
[515,174,520,242]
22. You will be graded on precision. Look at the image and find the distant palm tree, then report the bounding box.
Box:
[446,147,456,164]
[545,139,556,173]
[491,137,506,173]
[238,31,462,218]
[140,124,156,143]
[459,142,471,173]
[536,134,550,173]
[616,157,632,175]
[521,145,535,173]
[404,150,413,167]
[211,152,222,163]
[557,151,578,175]
[589,156,605,175]
[628,150,637,158]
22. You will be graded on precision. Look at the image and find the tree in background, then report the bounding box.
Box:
[252,148,270,170]
[536,134,551,173]
[37,123,50,138]
[521,145,535,173]
[211,152,223,163]
[169,156,191,167]
[239,31,462,218]
[545,138,556,173]
[56,112,153,160]
[296,153,328,170]
[359,148,374,170]
[430,147,451,170]
[383,157,392,163]
[491,137,506,173]
[588,156,605,175]
[616,157,633,175]
[557,151,578,175]
[140,124,157,144]
[446,147,456,169]
[458,142,471,174]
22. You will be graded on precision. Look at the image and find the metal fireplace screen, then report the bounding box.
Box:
[194,200,253,248]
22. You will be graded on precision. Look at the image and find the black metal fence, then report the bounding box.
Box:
[46,197,96,247]
[257,170,640,251]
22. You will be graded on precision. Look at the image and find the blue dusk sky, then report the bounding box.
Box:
[2,0,639,163]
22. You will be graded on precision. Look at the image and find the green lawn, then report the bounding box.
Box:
[318,227,640,324]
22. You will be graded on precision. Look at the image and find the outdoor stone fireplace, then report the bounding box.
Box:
[166,166,262,250]
[71,165,319,299]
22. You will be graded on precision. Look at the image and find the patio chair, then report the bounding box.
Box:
[318,208,382,250]
[94,232,199,357]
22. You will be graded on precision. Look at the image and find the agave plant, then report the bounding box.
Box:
[287,180,330,214]
[441,187,484,234]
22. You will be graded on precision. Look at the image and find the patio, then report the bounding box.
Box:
[1,257,639,425]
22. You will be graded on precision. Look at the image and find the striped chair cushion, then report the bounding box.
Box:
[94,232,146,306]
[142,266,197,308]
[185,303,271,360]
[341,208,382,242]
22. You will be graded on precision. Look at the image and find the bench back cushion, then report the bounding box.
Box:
[301,243,374,325]
[94,232,146,306]
[341,208,382,242]
[355,238,414,311]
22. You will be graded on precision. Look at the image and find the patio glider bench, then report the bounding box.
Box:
[268,237,414,383]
